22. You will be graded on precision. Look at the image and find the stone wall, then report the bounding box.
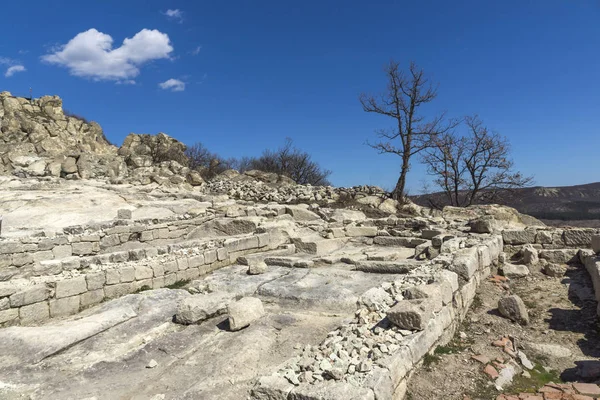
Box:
[582,235,600,318]
[502,227,599,263]
[0,230,277,327]
[252,234,503,399]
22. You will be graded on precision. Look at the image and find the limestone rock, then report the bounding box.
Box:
[469,216,497,233]
[501,263,530,279]
[592,235,600,254]
[498,295,529,325]
[521,244,539,265]
[387,298,437,330]
[227,297,265,331]
[543,262,567,277]
[359,287,393,311]
[174,292,235,325]
[247,259,268,275]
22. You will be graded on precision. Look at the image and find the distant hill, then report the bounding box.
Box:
[412,182,600,223]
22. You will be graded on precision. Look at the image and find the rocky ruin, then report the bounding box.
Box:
[1,93,599,400]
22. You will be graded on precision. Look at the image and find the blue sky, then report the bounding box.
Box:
[1,1,599,191]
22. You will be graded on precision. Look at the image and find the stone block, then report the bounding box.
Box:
[55,277,87,298]
[134,265,153,280]
[292,237,347,255]
[86,272,106,290]
[345,226,378,237]
[32,251,54,263]
[0,283,17,298]
[140,230,154,242]
[80,289,105,308]
[539,249,579,264]
[164,273,177,287]
[151,263,164,277]
[224,236,259,253]
[204,249,217,264]
[104,283,134,300]
[61,256,81,270]
[100,234,120,249]
[152,277,165,289]
[33,260,63,276]
[217,247,228,261]
[563,229,596,247]
[387,298,437,330]
[71,242,93,256]
[10,285,50,307]
[12,252,33,267]
[19,301,50,325]
[591,235,600,254]
[502,229,536,245]
[133,279,153,291]
[117,209,133,219]
[0,308,19,324]
[449,247,479,280]
[535,230,553,245]
[177,258,189,271]
[188,255,204,268]
[105,269,120,285]
[120,266,135,282]
[373,236,428,248]
[164,260,178,274]
[49,296,80,317]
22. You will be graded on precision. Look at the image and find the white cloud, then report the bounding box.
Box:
[5,65,26,77]
[0,57,16,66]
[0,57,26,78]
[190,45,202,55]
[163,9,183,23]
[159,78,185,92]
[41,28,173,82]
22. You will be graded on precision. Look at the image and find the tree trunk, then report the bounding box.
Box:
[391,159,409,200]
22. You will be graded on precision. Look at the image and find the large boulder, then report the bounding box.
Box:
[498,295,529,325]
[174,292,236,325]
[227,297,265,331]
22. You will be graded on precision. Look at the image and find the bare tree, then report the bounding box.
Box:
[421,115,533,207]
[360,60,455,200]
[249,138,332,186]
[185,142,236,179]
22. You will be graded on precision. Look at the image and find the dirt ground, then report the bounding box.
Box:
[406,262,600,400]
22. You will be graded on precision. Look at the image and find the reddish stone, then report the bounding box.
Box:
[572,383,600,396]
[542,392,563,400]
[484,364,499,379]
[568,394,595,400]
[539,386,562,393]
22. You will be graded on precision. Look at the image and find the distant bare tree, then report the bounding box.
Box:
[185,142,235,179]
[249,138,332,185]
[421,115,533,207]
[185,142,215,170]
[360,60,456,200]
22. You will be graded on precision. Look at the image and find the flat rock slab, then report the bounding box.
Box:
[0,289,189,368]
[196,264,406,313]
[364,247,415,261]
[0,304,137,366]
[355,260,422,274]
